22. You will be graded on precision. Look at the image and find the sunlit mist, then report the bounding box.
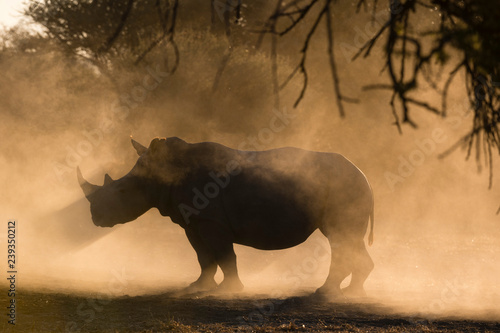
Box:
[1,1,500,331]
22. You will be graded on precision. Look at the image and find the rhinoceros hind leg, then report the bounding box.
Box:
[315,238,352,298]
[343,240,373,298]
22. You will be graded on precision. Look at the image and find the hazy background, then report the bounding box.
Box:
[0,0,499,321]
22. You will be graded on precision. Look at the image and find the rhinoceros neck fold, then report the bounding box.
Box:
[154,183,174,217]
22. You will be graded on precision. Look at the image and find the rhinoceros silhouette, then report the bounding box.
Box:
[78,137,374,297]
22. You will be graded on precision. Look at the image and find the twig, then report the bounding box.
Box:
[135,0,179,73]
[442,60,465,116]
[292,2,327,107]
[212,0,234,92]
[325,2,345,117]
[98,0,135,55]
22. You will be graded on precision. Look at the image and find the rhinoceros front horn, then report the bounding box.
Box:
[131,138,147,156]
[77,167,100,198]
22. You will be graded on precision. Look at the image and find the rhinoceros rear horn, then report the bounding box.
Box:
[131,138,148,156]
[77,167,100,198]
[104,173,113,186]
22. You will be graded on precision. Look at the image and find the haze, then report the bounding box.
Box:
[1,0,499,325]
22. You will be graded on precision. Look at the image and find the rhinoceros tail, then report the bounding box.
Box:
[368,209,374,246]
[368,186,374,246]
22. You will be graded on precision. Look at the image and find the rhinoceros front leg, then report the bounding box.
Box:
[195,219,244,293]
[185,228,218,292]
[212,243,244,292]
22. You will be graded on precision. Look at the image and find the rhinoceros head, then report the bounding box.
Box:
[77,138,179,227]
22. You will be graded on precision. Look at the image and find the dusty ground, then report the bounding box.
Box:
[2,288,499,332]
[5,226,500,332]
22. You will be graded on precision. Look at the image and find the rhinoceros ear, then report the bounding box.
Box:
[77,167,100,198]
[103,173,113,186]
[131,138,147,156]
[149,137,165,154]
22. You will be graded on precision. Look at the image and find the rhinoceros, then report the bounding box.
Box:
[77,137,374,297]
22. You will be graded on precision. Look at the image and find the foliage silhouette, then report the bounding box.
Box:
[23,0,500,184]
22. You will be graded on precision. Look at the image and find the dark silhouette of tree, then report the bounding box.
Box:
[256,0,499,187]
[24,0,500,185]
[26,0,179,78]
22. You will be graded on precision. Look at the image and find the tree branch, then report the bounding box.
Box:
[98,0,135,55]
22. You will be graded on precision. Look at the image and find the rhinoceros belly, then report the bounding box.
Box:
[221,166,323,250]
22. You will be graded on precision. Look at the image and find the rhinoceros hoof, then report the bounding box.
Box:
[216,279,244,293]
[186,278,218,293]
[341,285,367,298]
[314,286,345,301]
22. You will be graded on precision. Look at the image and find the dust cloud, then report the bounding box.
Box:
[1,0,499,324]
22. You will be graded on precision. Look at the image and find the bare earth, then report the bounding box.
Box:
[3,289,499,332]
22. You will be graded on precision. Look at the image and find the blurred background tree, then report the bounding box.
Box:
[16,0,500,185]
[25,0,179,87]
